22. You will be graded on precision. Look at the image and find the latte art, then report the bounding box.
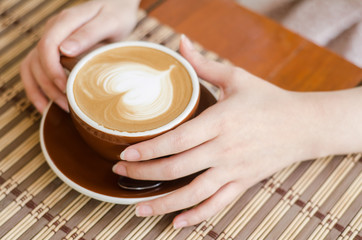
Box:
[73,46,193,132]
[87,62,175,121]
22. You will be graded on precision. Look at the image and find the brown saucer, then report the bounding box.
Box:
[40,84,217,204]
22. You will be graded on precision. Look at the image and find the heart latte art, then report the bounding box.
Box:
[73,46,193,132]
[84,62,175,121]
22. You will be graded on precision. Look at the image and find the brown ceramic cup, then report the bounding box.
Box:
[66,41,200,161]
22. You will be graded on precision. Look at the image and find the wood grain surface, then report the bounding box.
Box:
[143,0,362,91]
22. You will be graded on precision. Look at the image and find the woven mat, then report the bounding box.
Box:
[0,0,361,239]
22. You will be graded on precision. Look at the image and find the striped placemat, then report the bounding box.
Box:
[0,0,361,239]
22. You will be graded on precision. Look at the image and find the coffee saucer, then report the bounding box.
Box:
[40,84,217,205]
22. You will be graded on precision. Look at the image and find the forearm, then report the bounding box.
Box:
[298,86,362,157]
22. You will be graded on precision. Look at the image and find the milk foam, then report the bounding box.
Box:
[72,45,194,133]
[86,62,175,121]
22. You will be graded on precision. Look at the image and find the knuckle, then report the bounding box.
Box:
[190,215,205,226]
[37,36,51,54]
[128,165,144,179]
[163,162,182,180]
[24,90,35,103]
[146,146,161,159]
[145,198,171,216]
[41,84,60,100]
[57,8,72,20]
[210,199,224,213]
[38,77,52,90]
[229,66,239,81]
[222,66,239,88]
[221,144,235,157]
[195,200,225,223]
[191,184,211,202]
[239,179,252,192]
[44,15,56,29]
[171,132,187,149]
[156,198,173,214]
[102,19,124,39]
[234,180,247,192]
[199,54,212,66]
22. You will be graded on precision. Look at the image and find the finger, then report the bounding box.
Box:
[173,181,242,228]
[120,108,219,161]
[30,53,68,112]
[179,35,235,88]
[113,141,216,181]
[37,2,102,87]
[20,52,49,113]
[60,14,120,57]
[135,168,228,217]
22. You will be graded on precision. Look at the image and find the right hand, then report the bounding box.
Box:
[20,0,140,113]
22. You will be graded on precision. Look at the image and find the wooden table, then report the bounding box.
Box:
[0,0,361,239]
[141,0,362,91]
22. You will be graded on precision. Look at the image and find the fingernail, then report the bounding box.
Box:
[173,220,188,229]
[34,101,46,113]
[181,34,194,50]
[57,98,69,112]
[135,205,153,217]
[121,148,140,161]
[60,39,80,55]
[112,164,127,176]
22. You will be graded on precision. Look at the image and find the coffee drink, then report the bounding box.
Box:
[67,41,199,160]
[73,46,193,132]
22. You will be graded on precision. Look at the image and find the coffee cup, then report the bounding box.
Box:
[66,41,200,161]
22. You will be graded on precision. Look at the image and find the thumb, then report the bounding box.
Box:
[179,34,234,88]
[60,15,121,57]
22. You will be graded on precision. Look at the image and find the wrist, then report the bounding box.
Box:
[296,87,362,158]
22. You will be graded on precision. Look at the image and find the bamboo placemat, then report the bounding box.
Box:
[0,0,361,239]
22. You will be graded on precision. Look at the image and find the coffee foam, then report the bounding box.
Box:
[81,62,175,121]
[73,46,193,132]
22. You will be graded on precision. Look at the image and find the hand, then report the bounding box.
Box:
[20,0,140,113]
[112,35,327,228]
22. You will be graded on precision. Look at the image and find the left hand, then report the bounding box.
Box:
[20,0,140,113]
[112,35,324,228]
